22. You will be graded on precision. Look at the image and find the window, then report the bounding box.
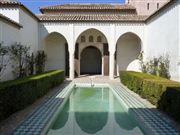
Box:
[89,35,94,42]
[147,3,150,10]
[97,36,102,42]
[157,3,159,9]
[81,36,86,42]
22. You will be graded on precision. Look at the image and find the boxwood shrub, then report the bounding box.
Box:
[158,87,180,122]
[119,71,180,123]
[0,70,64,122]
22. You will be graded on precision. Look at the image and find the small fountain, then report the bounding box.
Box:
[89,76,95,87]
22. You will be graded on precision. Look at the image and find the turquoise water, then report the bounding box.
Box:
[47,87,146,135]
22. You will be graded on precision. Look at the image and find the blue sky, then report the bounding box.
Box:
[19,0,125,13]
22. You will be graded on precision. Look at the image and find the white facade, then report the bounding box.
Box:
[19,9,39,53]
[0,1,179,81]
[146,1,180,81]
[0,16,20,80]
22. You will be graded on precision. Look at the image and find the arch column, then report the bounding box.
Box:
[109,24,116,80]
[69,24,75,80]
[109,50,115,80]
[69,51,75,80]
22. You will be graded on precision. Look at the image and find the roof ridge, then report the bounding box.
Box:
[40,3,136,9]
[0,0,20,4]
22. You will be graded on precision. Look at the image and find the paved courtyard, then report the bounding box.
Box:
[0,76,179,135]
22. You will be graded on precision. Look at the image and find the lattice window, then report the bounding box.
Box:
[89,36,94,42]
[97,36,102,42]
[81,36,86,42]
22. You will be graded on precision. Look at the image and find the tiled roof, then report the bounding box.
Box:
[0,13,22,28]
[0,0,40,21]
[40,4,137,14]
[0,0,20,4]
[40,4,136,10]
[37,14,148,22]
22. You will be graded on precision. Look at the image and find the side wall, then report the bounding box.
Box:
[19,9,39,53]
[146,1,180,81]
[0,8,39,81]
[0,19,20,80]
[126,0,169,15]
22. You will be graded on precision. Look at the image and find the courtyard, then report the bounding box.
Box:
[0,0,180,135]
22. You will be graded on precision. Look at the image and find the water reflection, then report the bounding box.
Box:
[52,100,69,130]
[75,112,108,134]
[47,87,145,135]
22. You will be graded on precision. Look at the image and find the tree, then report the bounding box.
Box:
[0,42,8,80]
[139,53,170,79]
[35,50,47,74]
[27,53,35,75]
[9,43,30,78]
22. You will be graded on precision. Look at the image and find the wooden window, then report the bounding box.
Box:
[147,3,150,10]
[97,36,102,42]
[89,35,94,42]
[81,36,86,42]
[157,3,159,9]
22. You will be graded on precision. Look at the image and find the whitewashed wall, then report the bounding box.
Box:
[0,7,39,53]
[45,32,66,72]
[19,9,39,53]
[0,7,39,81]
[146,1,180,81]
[40,22,145,54]
[39,22,145,79]
[0,7,19,23]
[116,33,141,75]
[1,1,178,81]
[0,19,20,80]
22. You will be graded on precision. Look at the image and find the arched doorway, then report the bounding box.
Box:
[74,28,109,76]
[116,32,142,75]
[80,46,102,74]
[45,32,69,75]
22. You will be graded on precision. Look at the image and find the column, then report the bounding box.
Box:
[69,51,74,80]
[102,56,104,76]
[109,51,115,80]
[69,24,75,80]
[109,24,116,80]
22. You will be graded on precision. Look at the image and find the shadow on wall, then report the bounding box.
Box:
[116,32,142,74]
[44,32,68,75]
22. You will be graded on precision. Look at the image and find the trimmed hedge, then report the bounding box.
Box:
[120,71,180,123]
[158,87,180,122]
[0,70,64,121]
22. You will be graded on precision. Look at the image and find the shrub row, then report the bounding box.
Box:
[0,70,64,122]
[158,87,180,122]
[119,71,180,123]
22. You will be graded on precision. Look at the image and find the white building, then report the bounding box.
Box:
[0,0,179,81]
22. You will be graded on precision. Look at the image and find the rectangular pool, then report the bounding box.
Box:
[46,86,146,135]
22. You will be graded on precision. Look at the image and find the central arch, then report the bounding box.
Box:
[74,28,109,76]
[80,46,102,74]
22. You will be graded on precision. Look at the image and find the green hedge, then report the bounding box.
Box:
[158,87,180,122]
[120,71,180,123]
[0,70,64,121]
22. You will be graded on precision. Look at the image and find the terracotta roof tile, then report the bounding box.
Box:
[37,14,148,22]
[40,4,137,14]
[40,4,136,10]
[0,0,20,4]
[0,0,40,21]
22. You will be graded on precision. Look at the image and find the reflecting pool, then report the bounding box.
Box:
[47,87,146,135]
